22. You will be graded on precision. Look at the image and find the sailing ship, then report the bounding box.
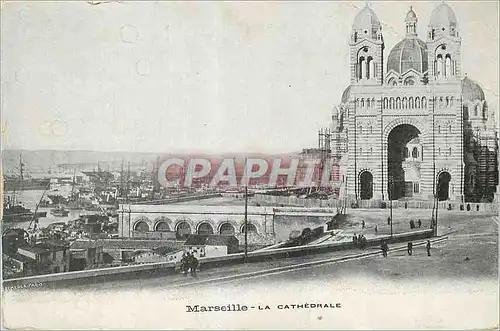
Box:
[3,154,51,191]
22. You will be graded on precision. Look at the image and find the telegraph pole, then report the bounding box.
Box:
[389,177,393,238]
[244,184,248,262]
[244,157,248,262]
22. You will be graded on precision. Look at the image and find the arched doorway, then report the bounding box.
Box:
[155,221,170,232]
[241,223,257,234]
[219,222,235,235]
[176,221,191,239]
[437,172,451,201]
[197,222,214,235]
[387,124,421,200]
[359,171,373,200]
[134,221,150,232]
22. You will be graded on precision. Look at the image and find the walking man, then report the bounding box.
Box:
[361,220,365,229]
[407,242,413,256]
[189,253,199,277]
[426,240,431,257]
[381,241,388,258]
[418,219,422,228]
[374,225,378,235]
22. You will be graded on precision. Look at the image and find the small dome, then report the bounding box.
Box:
[429,3,458,28]
[341,85,351,104]
[461,76,485,102]
[405,7,417,21]
[387,38,428,74]
[352,5,381,32]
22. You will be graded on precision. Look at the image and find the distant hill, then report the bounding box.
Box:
[1,149,301,175]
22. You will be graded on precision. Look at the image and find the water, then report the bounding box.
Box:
[2,190,89,230]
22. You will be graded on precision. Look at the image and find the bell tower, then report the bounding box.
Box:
[427,3,462,82]
[349,4,385,86]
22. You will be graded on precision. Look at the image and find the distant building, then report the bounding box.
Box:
[16,241,70,275]
[183,234,239,259]
[69,240,104,271]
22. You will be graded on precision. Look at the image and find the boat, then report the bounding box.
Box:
[50,206,70,217]
[2,198,40,223]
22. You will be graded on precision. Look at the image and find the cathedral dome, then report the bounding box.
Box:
[429,3,458,28]
[461,76,485,102]
[352,5,381,33]
[387,38,428,74]
[341,85,351,104]
[405,7,417,21]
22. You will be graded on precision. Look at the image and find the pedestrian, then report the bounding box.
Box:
[426,240,431,257]
[362,235,367,250]
[418,219,422,228]
[374,225,378,235]
[189,254,199,277]
[381,241,388,258]
[361,219,365,229]
[180,253,189,276]
[387,217,391,225]
[407,242,413,256]
[353,233,358,246]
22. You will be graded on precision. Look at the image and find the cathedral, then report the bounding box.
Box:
[329,3,498,203]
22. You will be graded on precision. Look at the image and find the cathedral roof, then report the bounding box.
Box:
[387,38,428,74]
[462,76,485,102]
[429,3,458,28]
[352,5,381,32]
[341,85,351,104]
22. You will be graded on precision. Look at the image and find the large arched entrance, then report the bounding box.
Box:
[437,172,451,201]
[359,171,373,200]
[387,124,421,200]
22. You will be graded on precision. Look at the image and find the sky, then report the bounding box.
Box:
[1,1,498,154]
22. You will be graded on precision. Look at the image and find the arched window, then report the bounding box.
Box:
[359,147,363,155]
[474,104,478,116]
[367,98,370,107]
[412,147,418,158]
[438,125,441,133]
[384,97,388,109]
[359,56,366,80]
[390,97,395,109]
[372,98,375,107]
[449,147,452,155]
[396,97,401,109]
[446,97,449,107]
[402,97,407,109]
[438,147,441,155]
[445,54,452,77]
[409,97,414,109]
[439,97,444,107]
[370,147,373,155]
[436,54,443,77]
[422,97,427,108]
[367,56,374,79]
[361,98,365,108]
[404,147,409,158]
[449,125,452,133]
[450,97,454,106]
[415,97,421,108]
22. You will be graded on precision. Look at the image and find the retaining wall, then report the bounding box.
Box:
[3,229,433,289]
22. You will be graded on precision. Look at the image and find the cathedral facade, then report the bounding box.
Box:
[331,3,498,203]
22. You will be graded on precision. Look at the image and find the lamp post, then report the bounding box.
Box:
[244,158,248,263]
[389,177,393,238]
